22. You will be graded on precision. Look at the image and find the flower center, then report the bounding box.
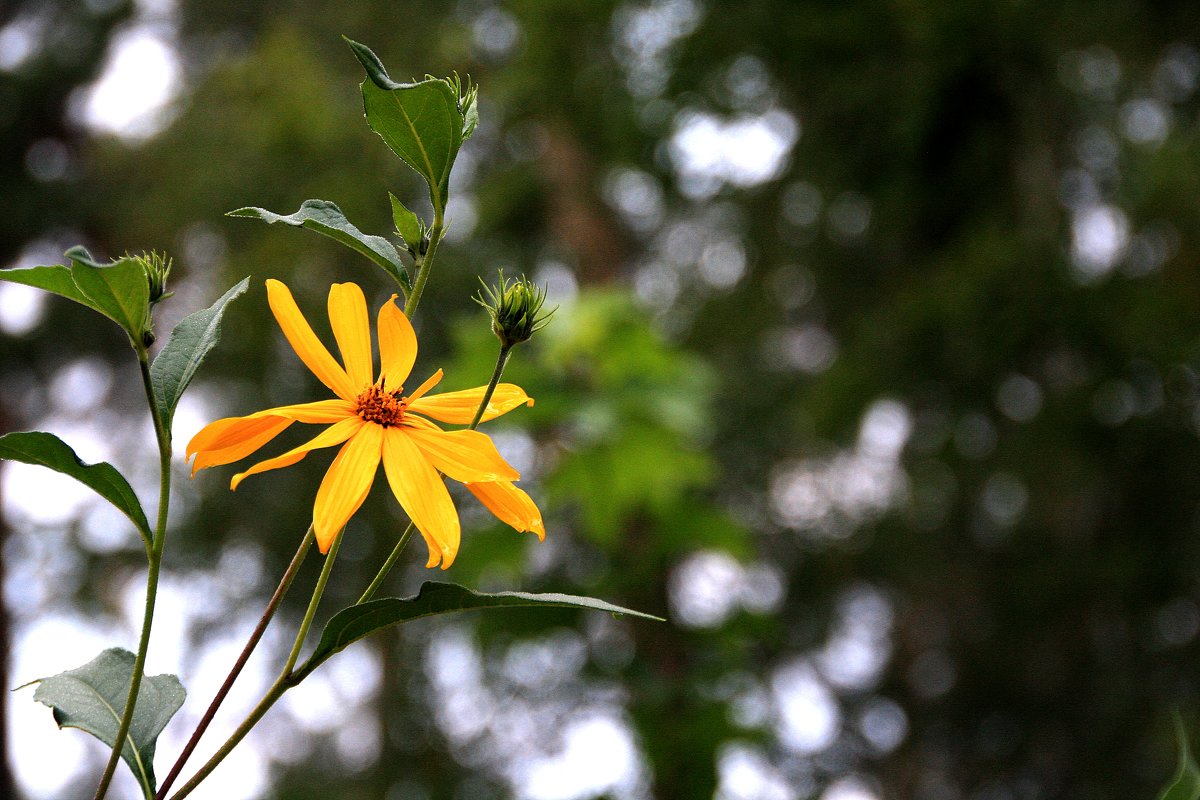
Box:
[355,383,406,427]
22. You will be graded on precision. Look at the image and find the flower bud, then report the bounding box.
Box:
[133,250,173,303]
[474,272,554,348]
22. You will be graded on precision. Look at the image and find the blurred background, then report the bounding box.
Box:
[3,0,1200,798]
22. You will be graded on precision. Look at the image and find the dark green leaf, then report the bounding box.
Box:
[0,263,92,308]
[228,200,409,289]
[65,246,150,345]
[0,431,151,546]
[30,648,185,797]
[389,192,424,250]
[305,581,664,670]
[347,39,464,212]
[150,277,249,429]
[1160,717,1200,800]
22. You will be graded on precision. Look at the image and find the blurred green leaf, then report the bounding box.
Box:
[346,38,464,213]
[0,431,151,547]
[228,200,410,290]
[28,648,185,798]
[389,192,424,251]
[65,246,150,346]
[1159,717,1200,800]
[150,277,249,430]
[303,581,663,670]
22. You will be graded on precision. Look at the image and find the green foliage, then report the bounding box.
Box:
[28,648,184,798]
[0,247,151,348]
[346,37,471,214]
[302,581,663,673]
[0,431,151,548]
[228,200,411,290]
[149,277,249,431]
[389,192,425,253]
[1160,719,1200,800]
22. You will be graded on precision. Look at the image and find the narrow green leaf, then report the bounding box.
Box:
[306,581,664,668]
[150,277,249,429]
[65,246,150,345]
[389,192,424,250]
[228,200,409,289]
[0,431,151,545]
[1160,717,1200,800]
[29,648,185,797]
[0,263,92,308]
[346,38,464,212]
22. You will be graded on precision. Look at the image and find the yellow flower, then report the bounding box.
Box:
[186,280,544,567]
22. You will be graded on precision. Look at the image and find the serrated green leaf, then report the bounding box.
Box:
[30,648,185,797]
[1160,717,1200,800]
[150,277,249,430]
[0,431,151,546]
[302,581,663,673]
[0,263,92,308]
[389,192,424,249]
[65,246,150,345]
[347,38,464,213]
[228,200,410,290]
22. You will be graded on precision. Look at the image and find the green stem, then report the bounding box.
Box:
[468,345,512,431]
[168,528,343,800]
[404,209,444,318]
[94,352,172,800]
[154,526,315,800]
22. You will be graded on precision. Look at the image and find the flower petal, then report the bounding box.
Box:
[187,416,293,475]
[467,481,545,540]
[382,427,460,569]
[312,422,382,552]
[266,279,358,401]
[231,417,363,490]
[377,295,416,389]
[404,428,520,483]
[407,383,533,424]
[328,282,373,388]
[246,398,357,424]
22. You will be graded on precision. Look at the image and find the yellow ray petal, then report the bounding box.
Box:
[382,427,460,569]
[266,279,358,401]
[377,295,416,389]
[231,417,363,490]
[312,423,383,552]
[328,282,373,388]
[245,398,357,424]
[403,428,520,483]
[466,481,545,540]
[407,383,533,424]
[406,369,443,402]
[187,416,293,474]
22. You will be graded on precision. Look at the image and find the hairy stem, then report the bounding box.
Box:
[404,209,444,318]
[155,526,315,800]
[94,353,172,800]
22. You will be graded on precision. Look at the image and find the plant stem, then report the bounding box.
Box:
[94,352,172,800]
[154,526,315,800]
[168,529,343,800]
[468,345,512,430]
[404,209,444,318]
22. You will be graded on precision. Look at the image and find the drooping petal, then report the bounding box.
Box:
[245,398,357,424]
[382,427,460,569]
[312,423,383,552]
[377,295,416,389]
[187,416,293,475]
[407,383,533,424]
[466,481,545,540]
[404,428,520,483]
[328,282,373,388]
[266,279,358,401]
[231,417,363,490]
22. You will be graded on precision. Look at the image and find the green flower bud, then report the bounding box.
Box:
[474,272,555,348]
[132,250,173,303]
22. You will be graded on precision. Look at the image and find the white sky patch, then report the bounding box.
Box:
[518,712,643,800]
[670,109,799,198]
[715,742,797,800]
[1071,204,1129,281]
[76,25,182,139]
[0,13,47,72]
[771,660,840,755]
